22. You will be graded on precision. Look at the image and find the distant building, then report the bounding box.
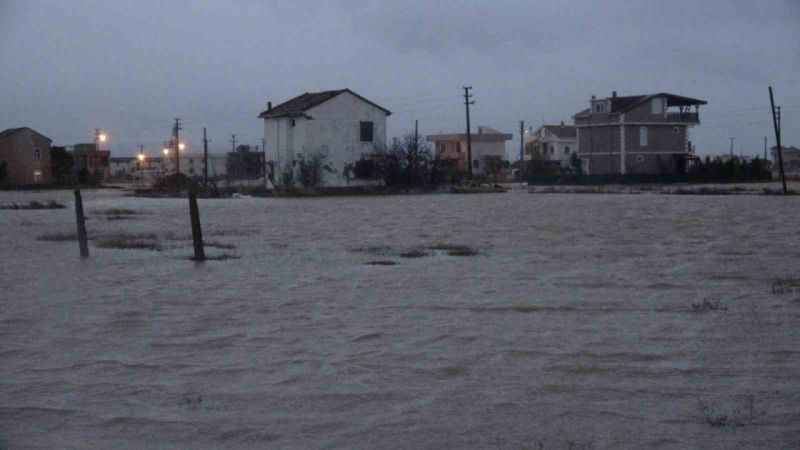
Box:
[109,157,137,178]
[160,153,228,180]
[574,92,706,175]
[259,89,391,187]
[524,122,577,167]
[72,143,110,179]
[0,127,53,185]
[427,126,512,175]
[771,145,800,179]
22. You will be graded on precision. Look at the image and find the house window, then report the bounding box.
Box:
[33,148,41,161]
[651,97,664,114]
[360,121,374,142]
[594,102,606,113]
[639,127,648,146]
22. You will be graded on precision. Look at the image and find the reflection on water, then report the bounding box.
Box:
[1,189,799,449]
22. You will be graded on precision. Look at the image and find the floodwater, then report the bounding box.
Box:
[1,188,799,449]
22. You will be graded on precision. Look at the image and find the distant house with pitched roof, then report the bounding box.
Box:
[427,126,512,175]
[0,127,53,185]
[524,122,577,168]
[258,89,391,187]
[573,92,706,175]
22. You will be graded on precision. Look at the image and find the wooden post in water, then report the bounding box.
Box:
[188,188,205,261]
[74,189,89,258]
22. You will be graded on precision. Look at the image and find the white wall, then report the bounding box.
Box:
[264,91,388,187]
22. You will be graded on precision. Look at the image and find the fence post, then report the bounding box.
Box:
[74,189,89,258]
[188,188,205,261]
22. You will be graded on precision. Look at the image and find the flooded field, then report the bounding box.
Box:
[1,188,799,449]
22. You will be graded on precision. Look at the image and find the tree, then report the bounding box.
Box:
[369,133,433,187]
[297,153,334,188]
[568,153,583,175]
[50,146,74,184]
[482,156,505,183]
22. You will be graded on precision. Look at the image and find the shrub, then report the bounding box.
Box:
[297,153,334,188]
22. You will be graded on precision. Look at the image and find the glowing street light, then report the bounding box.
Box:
[162,148,169,156]
[98,133,107,143]
[178,142,186,151]
[137,153,145,162]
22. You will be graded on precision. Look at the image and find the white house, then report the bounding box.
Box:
[524,123,577,167]
[259,89,391,187]
[427,126,512,175]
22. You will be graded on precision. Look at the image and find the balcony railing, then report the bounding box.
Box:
[666,112,700,123]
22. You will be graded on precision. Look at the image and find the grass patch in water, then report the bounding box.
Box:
[691,298,728,313]
[37,231,78,242]
[204,240,237,250]
[1,200,65,210]
[93,208,141,216]
[95,232,161,251]
[427,243,479,256]
[399,249,429,258]
[365,260,397,266]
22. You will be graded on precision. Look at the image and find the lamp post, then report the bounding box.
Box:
[137,152,146,187]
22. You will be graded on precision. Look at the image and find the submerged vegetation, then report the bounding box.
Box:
[1,200,65,210]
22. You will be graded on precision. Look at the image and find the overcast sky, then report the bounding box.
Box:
[1,0,798,158]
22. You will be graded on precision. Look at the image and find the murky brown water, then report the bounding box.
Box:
[2,188,799,449]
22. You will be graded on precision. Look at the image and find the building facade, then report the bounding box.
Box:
[771,145,800,179]
[259,89,391,187]
[72,143,110,179]
[574,92,706,175]
[524,123,577,167]
[0,127,53,185]
[427,126,512,175]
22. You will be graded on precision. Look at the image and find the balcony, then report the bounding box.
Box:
[666,112,700,124]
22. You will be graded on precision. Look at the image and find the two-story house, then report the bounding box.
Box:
[259,89,391,187]
[0,127,53,185]
[524,122,577,168]
[573,92,706,176]
[427,126,512,175]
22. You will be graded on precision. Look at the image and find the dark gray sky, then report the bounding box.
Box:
[1,0,798,157]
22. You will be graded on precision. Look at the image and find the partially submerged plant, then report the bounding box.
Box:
[691,298,728,313]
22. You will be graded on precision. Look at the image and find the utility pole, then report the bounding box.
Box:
[519,120,525,162]
[764,136,768,161]
[463,86,474,177]
[769,86,787,194]
[203,127,209,187]
[231,134,237,153]
[173,118,181,178]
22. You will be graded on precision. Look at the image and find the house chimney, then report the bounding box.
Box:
[612,91,617,98]
[591,95,596,100]
[267,101,272,111]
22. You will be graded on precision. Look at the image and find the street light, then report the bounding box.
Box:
[178,142,186,151]
[162,148,169,156]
